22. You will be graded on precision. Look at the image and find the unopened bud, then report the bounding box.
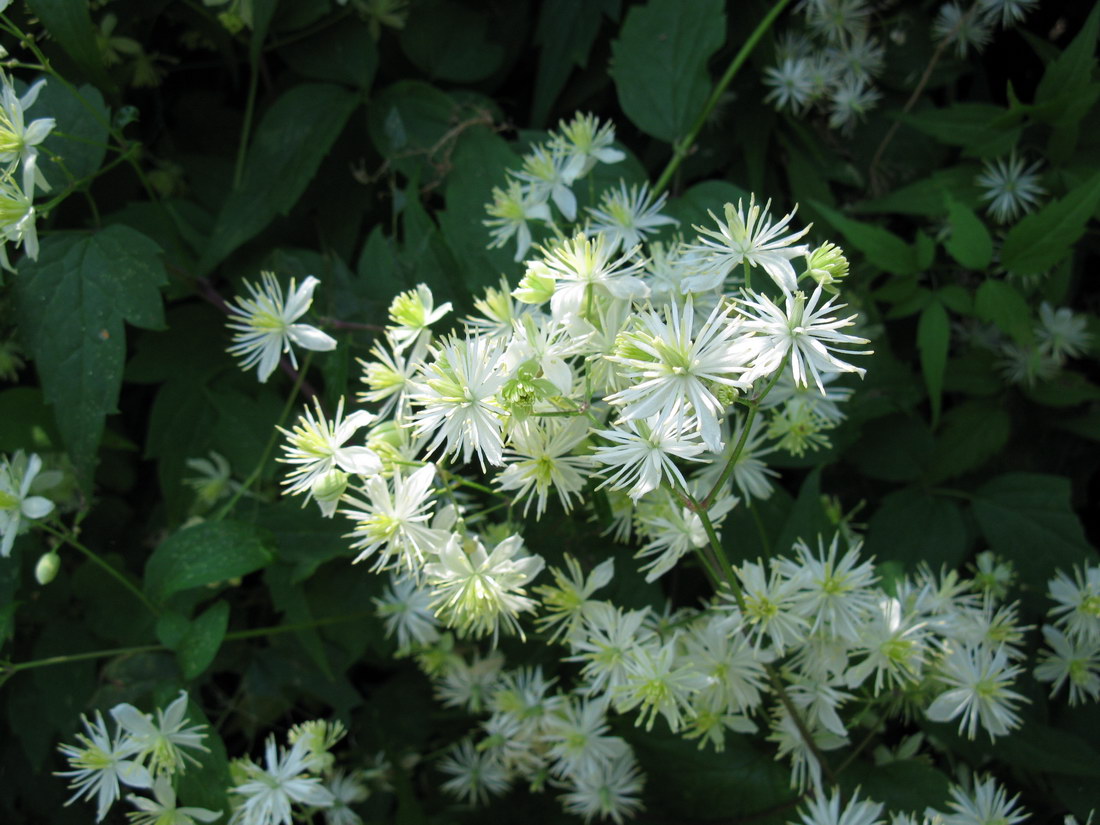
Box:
[35,550,61,585]
[513,262,555,305]
[804,242,848,293]
[311,470,349,518]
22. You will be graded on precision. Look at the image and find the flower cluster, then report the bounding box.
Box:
[762,0,1037,131]
[0,68,54,269]
[55,692,212,823]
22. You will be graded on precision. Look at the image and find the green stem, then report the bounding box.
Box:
[213,354,311,520]
[652,0,793,195]
[1,611,375,676]
[701,354,788,509]
[233,61,261,188]
[39,521,160,616]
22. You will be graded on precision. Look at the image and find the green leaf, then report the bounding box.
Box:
[25,0,114,93]
[925,400,1011,484]
[975,279,1033,344]
[846,413,933,483]
[366,80,457,180]
[144,520,275,603]
[839,759,951,813]
[399,0,505,83]
[998,721,1100,778]
[609,0,726,143]
[775,468,833,553]
[900,103,1020,158]
[279,19,378,88]
[810,201,918,275]
[851,165,982,216]
[1024,371,1100,407]
[917,299,949,424]
[532,0,621,126]
[177,599,230,679]
[944,197,992,270]
[972,473,1096,592]
[198,84,360,273]
[865,488,969,570]
[33,81,109,186]
[15,227,167,484]
[1034,2,1100,123]
[1000,172,1100,277]
[0,388,62,452]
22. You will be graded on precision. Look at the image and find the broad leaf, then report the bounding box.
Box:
[144,520,275,603]
[944,197,992,269]
[975,279,1032,344]
[811,201,918,275]
[177,599,230,679]
[33,81,109,186]
[917,299,949,425]
[865,488,969,570]
[609,0,725,143]
[198,83,360,272]
[1000,172,1100,276]
[25,0,114,92]
[15,227,167,484]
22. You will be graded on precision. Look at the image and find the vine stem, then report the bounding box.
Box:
[652,0,793,195]
[0,611,376,677]
[38,521,160,617]
[213,353,312,520]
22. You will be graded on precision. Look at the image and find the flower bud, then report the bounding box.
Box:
[513,262,555,305]
[804,242,848,293]
[311,470,349,518]
[35,550,61,585]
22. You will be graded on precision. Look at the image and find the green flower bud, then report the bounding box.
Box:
[311,470,349,517]
[513,262,555,305]
[35,550,61,585]
[804,242,849,293]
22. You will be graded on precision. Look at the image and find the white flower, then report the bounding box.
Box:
[932,775,1028,825]
[373,572,440,650]
[127,775,222,825]
[385,284,452,353]
[512,144,577,220]
[357,333,426,420]
[542,696,629,779]
[844,597,930,693]
[550,112,625,183]
[730,558,809,654]
[229,737,334,825]
[766,704,847,792]
[794,787,885,825]
[779,536,879,642]
[764,57,816,113]
[1034,624,1100,705]
[424,533,545,641]
[495,417,594,518]
[634,487,737,582]
[322,770,368,825]
[569,603,656,696]
[586,182,678,252]
[933,2,994,57]
[535,555,616,644]
[0,171,38,269]
[411,334,507,469]
[277,398,378,510]
[737,285,871,392]
[342,463,444,574]
[978,0,1038,27]
[435,649,505,713]
[540,232,648,320]
[681,613,769,715]
[184,451,240,507]
[606,296,751,451]
[558,750,645,825]
[56,711,153,822]
[976,152,1045,223]
[1048,563,1100,644]
[226,273,336,382]
[0,450,55,557]
[0,75,55,192]
[827,76,881,133]
[1037,302,1091,362]
[592,415,707,501]
[110,691,209,777]
[926,643,1027,740]
[437,738,511,805]
[684,196,811,294]
[483,178,552,262]
[614,639,708,732]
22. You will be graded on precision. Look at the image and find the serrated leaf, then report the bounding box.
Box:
[177,599,229,679]
[1034,2,1100,120]
[15,227,167,484]
[975,279,1032,344]
[1000,172,1100,276]
[810,200,918,275]
[198,84,360,273]
[144,520,274,603]
[917,299,949,425]
[865,488,969,570]
[972,473,1096,591]
[609,0,725,143]
[944,197,992,269]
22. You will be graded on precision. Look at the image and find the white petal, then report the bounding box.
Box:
[287,324,337,352]
[20,495,53,519]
